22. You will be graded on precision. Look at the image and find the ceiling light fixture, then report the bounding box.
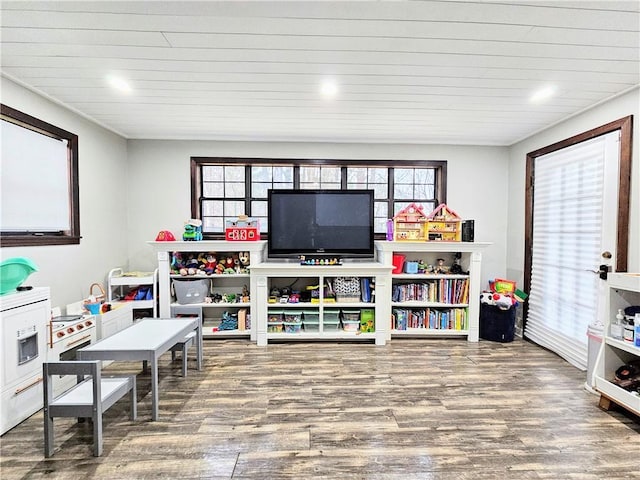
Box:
[320,81,338,98]
[530,85,556,104]
[107,76,132,94]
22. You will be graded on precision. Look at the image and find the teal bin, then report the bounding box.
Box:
[0,257,38,295]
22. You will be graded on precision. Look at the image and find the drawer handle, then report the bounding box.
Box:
[65,334,92,348]
[15,376,43,395]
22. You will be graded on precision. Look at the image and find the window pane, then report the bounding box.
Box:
[415,183,435,199]
[300,166,320,183]
[225,166,244,182]
[323,183,341,190]
[374,218,388,234]
[252,182,270,198]
[273,167,293,182]
[348,183,367,190]
[252,200,267,216]
[252,166,271,182]
[203,182,224,197]
[203,166,223,181]
[274,182,293,189]
[374,201,388,218]
[224,200,245,216]
[203,217,223,231]
[202,200,223,216]
[300,182,320,189]
[369,168,387,183]
[395,168,413,184]
[321,167,340,183]
[226,182,245,197]
[414,168,433,185]
[372,184,387,199]
[394,184,414,199]
[347,167,367,183]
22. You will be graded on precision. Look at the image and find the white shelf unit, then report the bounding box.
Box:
[107,268,158,317]
[250,262,391,346]
[375,241,490,342]
[148,240,266,341]
[594,272,640,416]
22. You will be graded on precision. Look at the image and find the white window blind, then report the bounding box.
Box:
[524,134,610,370]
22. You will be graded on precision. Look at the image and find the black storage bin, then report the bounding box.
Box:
[480,304,516,342]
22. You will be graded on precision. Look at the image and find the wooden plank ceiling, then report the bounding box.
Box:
[1,1,638,145]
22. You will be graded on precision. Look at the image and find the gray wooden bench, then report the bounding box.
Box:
[43,361,137,457]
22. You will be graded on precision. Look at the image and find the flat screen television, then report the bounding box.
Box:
[268,189,374,259]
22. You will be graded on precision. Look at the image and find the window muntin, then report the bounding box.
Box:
[192,159,445,238]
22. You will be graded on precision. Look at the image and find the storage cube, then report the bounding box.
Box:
[342,310,361,322]
[303,320,319,332]
[343,320,360,332]
[284,310,303,323]
[268,321,283,333]
[284,322,302,333]
[172,279,210,304]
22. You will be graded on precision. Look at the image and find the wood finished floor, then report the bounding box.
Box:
[1,338,639,480]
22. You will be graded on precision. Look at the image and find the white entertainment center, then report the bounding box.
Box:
[149,240,489,347]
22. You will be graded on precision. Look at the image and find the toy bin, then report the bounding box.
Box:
[342,309,361,322]
[343,320,360,332]
[284,310,303,323]
[303,319,320,332]
[268,310,283,332]
[173,278,210,305]
[284,322,302,333]
[303,310,320,332]
[323,309,341,331]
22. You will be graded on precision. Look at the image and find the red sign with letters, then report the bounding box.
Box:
[225,227,259,241]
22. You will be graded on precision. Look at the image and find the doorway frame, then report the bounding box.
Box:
[523,115,633,333]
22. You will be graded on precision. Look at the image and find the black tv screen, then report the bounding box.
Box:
[268,189,374,259]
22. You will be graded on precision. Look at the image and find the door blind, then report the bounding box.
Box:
[524,135,608,370]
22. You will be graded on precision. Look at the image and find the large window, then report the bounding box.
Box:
[191,157,446,238]
[1,104,80,246]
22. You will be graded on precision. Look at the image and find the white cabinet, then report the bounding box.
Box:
[95,302,134,340]
[107,268,158,317]
[375,241,490,342]
[0,287,51,435]
[148,240,266,341]
[250,262,391,346]
[594,273,640,416]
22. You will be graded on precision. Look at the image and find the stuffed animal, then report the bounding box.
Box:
[480,291,515,310]
[237,251,250,273]
[203,253,217,275]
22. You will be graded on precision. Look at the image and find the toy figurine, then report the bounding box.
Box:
[203,253,217,275]
[183,219,203,241]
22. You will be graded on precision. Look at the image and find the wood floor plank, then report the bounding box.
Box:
[0,338,638,479]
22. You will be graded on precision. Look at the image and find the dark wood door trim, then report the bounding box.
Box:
[523,115,633,333]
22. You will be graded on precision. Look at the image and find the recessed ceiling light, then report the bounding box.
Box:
[107,76,132,94]
[320,81,338,98]
[530,85,556,103]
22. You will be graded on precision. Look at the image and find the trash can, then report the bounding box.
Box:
[479,304,516,342]
[585,322,603,393]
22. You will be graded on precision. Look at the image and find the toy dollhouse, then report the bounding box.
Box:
[393,203,429,241]
[426,203,462,241]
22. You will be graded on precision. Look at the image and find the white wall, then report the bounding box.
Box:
[1,78,130,308]
[126,140,509,286]
[507,87,640,286]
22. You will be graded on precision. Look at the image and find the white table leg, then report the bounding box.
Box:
[151,355,159,421]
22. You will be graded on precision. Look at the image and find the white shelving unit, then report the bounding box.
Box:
[148,240,266,341]
[594,272,640,416]
[375,241,490,342]
[107,268,158,317]
[250,261,391,346]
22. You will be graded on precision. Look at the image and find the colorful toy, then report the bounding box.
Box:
[480,292,516,310]
[426,204,462,241]
[155,230,176,241]
[238,251,250,273]
[183,219,203,241]
[203,254,217,275]
[225,214,260,241]
[393,203,429,241]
